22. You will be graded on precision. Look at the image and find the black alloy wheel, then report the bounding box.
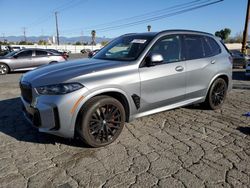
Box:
[79,96,125,147]
[206,78,227,110]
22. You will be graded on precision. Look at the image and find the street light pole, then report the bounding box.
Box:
[55,12,60,45]
[242,0,250,55]
[23,27,27,42]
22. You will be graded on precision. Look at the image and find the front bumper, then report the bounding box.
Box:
[21,87,89,138]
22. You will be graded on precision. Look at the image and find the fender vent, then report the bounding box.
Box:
[132,94,140,109]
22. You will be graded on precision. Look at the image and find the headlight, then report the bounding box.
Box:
[36,83,83,95]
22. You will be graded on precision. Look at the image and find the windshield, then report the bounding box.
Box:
[4,51,16,57]
[94,34,154,61]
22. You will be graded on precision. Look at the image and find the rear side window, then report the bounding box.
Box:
[205,36,221,56]
[183,35,221,60]
[183,35,204,60]
[35,50,48,56]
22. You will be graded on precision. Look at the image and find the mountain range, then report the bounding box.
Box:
[3,36,112,44]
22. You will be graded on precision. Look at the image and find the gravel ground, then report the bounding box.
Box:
[0,58,249,187]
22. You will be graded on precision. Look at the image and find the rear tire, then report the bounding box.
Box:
[78,96,125,147]
[204,78,228,110]
[49,61,58,64]
[0,63,9,75]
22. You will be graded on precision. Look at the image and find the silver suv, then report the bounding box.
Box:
[0,49,67,74]
[20,30,232,147]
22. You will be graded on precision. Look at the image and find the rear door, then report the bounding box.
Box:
[33,50,50,67]
[139,34,186,112]
[183,35,221,100]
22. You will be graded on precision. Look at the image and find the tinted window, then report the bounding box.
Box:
[183,35,204,60]
[150,35,181,64]
[202,37,213,57]
[205,36,221,56]
[17,50,32,58]
[36,50,48,56]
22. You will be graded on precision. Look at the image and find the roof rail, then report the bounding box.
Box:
[157,29,213,36]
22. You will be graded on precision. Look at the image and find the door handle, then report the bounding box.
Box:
[175,66,184,72]
[211,60,216,64]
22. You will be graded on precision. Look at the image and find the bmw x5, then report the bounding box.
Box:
[20,30,232,147]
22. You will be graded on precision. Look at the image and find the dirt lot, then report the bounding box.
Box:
[0,60,249,187]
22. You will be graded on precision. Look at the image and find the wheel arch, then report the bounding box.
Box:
[73,88,131,137]
[206,73,230,97]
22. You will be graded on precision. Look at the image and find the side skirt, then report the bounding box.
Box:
[129,97,205,121]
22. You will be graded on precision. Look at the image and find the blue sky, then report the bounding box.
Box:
[0,0,247,38]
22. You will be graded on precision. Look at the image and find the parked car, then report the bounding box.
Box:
[20,30,232,147]
[0,48,67,74]
[88,49,100,58]
[230,50,250,68]
[57,49,71,57]
[47,49,69,59]
[246,62,250,77]
[11,46,24,51]
[80,49,91,54]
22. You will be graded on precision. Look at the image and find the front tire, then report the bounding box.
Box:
[204,78,228,110]
[78,96,125,147]
[0,63,9,75]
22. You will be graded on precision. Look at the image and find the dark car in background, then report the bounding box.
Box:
[88,49,100,58]
[230,50,250,68]
[80,49,91,54]
[47,49,69,59]
[0,48,67,75]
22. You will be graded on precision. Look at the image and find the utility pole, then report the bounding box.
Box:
[55,12,60,45]
[23,27,27,42]
[242,0,250,55]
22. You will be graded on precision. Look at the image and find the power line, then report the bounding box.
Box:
[27,0,87,29]
[61,0,207,34]
[61,0,223,35]
[94,0,223,33]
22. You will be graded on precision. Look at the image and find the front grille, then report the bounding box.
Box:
[20,82,32,103]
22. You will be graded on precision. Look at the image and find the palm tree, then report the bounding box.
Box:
[91,30,96,45]
[147,25,151,32]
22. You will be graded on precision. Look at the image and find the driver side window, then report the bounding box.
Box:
[16,50,32,58]
[150,35,181,64]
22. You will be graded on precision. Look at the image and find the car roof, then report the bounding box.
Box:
[123,29,213,37]
[20,48,49,51]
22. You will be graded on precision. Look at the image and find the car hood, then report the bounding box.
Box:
[21,58,127,87]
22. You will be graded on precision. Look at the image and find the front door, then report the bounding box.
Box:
[139,34,186,112]
[12,50,33,70]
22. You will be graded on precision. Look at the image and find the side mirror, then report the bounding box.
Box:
[145,53,164,67]
[13,55,18,59]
